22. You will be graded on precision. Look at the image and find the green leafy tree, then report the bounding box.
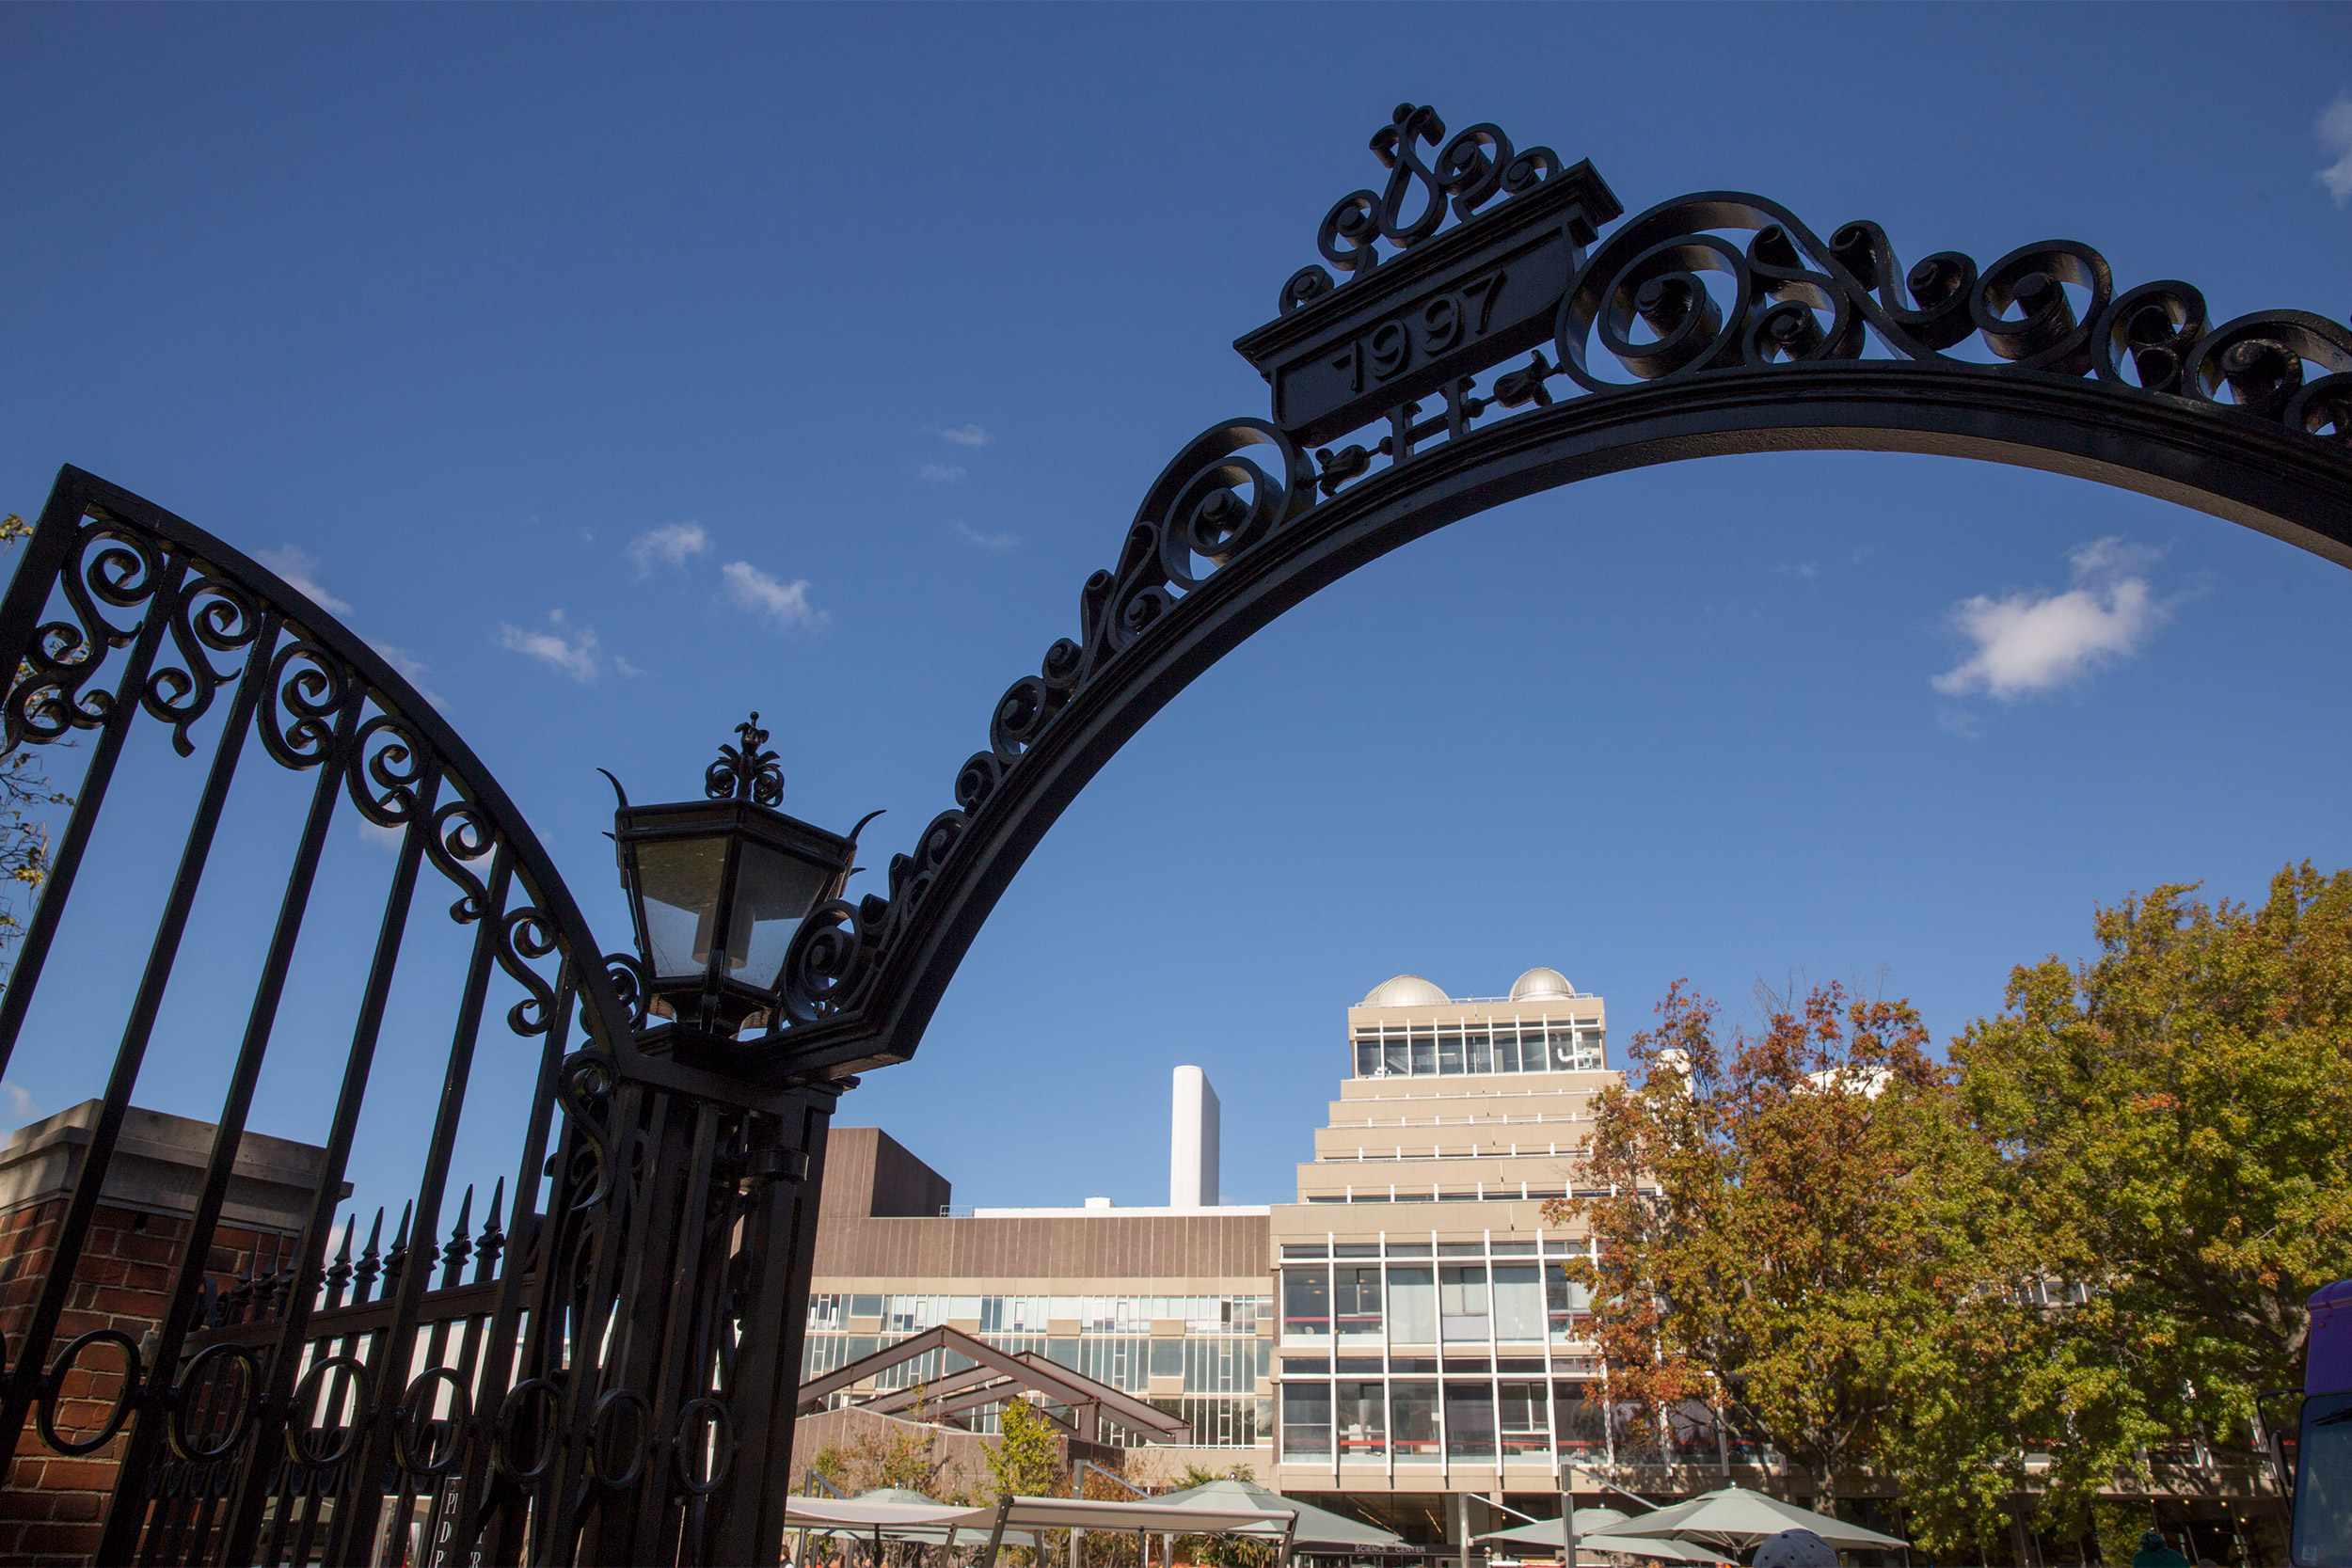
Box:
[985,1396,1065,1501]
[1952,863,2352,1508]
[1546,981,2023,1549]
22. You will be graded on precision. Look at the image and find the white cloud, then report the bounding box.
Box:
[919,463,968,483]
[939,424,991,448]
[497,610,601,682]
[614,656,645,679]
[1774,562,1818,579]
[2319,91,2352,206]
[1932,537,2171,702]
[722,562,826,632]
[953,521,1018,550]
[0,1081,37,1125]
[256,545,352,614]
[627,521,710,577]
[356,818,405,850]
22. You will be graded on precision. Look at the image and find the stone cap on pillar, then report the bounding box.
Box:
[0,1101,346,1234]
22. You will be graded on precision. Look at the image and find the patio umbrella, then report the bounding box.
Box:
[1570,1533,1736,1564]
[1473,1509,1631,1547]
[1148,1478,1402,1548]
[1603,1488,1906,1551]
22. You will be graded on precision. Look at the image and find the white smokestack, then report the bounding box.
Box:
[1170,1066,1219,1208]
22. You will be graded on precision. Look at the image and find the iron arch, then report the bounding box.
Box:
[771,111,2352,1084]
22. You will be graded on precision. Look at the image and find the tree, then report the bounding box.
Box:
[984,1395,1064,1501]
[0,515,70,974]
[1544,981,2014,1545]
[1953,863,2352,1494]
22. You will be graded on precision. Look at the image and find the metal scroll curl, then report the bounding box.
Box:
[3,520,167,751]
[144,572,264,757]
[1551,189,2352,445]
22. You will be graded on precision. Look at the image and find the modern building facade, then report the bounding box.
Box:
[799,970,1625,1530]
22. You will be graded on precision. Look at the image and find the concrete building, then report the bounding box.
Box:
[800,967,1621,1534]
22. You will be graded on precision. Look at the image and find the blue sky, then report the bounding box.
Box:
[3,5,2349,1221]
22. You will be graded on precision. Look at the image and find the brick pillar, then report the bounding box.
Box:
[0,1102,337,1566]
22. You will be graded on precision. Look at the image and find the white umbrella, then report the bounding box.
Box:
[1573,1535,1736,1565]
[1604,1488,1906,1551]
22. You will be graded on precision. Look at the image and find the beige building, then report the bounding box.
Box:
[798,967,1634,1536]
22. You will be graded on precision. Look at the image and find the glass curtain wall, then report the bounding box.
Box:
[1353,1020,1605,1078]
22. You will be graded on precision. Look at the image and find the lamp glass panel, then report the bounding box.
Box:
[727,840,835,990]
[633,836,730,980]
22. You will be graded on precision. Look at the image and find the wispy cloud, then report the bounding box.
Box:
[722,562,826,632]
[0,1081,37,1125]
[2319,91,2352,206]
[938,424,991,448]
[356,817,405,850]
[919,463,967,483]
[953,521,1017,551]
[256,545,352,614]
[1932,538,2172,702]
[497,610,602,682]
[1773,562,1818,579]
[370,640,445,707]
[627,521,710,578]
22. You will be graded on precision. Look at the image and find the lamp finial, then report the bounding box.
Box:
[705,712,784,806]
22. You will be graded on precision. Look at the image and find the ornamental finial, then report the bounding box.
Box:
[705,711,784,807]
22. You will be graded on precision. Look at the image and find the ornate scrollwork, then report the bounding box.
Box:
[423,800,497,923]
[143,572,264,757]
[556,1042,620,1210]
[3,521,169,752]
[494,905,561,1037]
[257,640,352,768]
[345,712,434,828]
[1547,189,2352,426]
[1288,103,1564,314]
[704,712,783,806]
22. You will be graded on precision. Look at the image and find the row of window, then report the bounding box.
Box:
[1278,1381,1772,1465]
[1280,1263,1592,1343]
[957,1394,1270,1449]
[805,1293,1269,1335]
[1351,1023,1604,1079]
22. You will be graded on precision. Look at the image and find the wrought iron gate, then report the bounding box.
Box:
[0,467,833,1564]
[3,96,2349,1568]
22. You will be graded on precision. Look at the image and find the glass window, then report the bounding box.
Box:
[1384,1035,1408,1076]
[1334,1268,1382,1337]
[1492,1265,1546,1342]
[1283,1268,1331,1338]
[1391,1381,1440,1460]
[1335,1381,1386,1458]
[1466,1028,1493,1074]
[1668,1399,1721,1463]
[1444,1384,1496,1457]
[1437,1030,1464,1075]
[1409,1033,1436,1076]
[1494,1027,1521,1074]
[1547,1270,1591,1340]
[1439,1265,1489,1341]
[1499,1381,1549,1456]
[1579,1028,1606,1068]
[849,1295,882,1320]
[1555,1381,1605,1457]
[1149,1339,1184,1378]
[1356,1037,1381,1077]
[1387,1267,1435,1343]
[1280,1383,1332,1458]
[1548,1028,1578,1070]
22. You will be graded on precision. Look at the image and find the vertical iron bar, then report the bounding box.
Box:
[217,761,445,1564]
[628,1105,723,1565]
[443,972,579,1566]
[327,845,516,1563]
[0,562,276,1470]
[98,661,352,1560]
[714,1086,841,1563]
[0,525,179,1085]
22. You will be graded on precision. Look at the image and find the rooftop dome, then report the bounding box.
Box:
[1362,974,1450,1007]
[1509,966,1576,1001]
